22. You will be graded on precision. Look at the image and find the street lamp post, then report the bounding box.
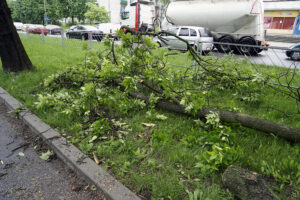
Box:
[43,0,47,25]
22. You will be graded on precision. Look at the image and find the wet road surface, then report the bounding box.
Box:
[0,104,105,200]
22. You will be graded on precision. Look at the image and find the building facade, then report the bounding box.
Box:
[264,0,300,34]
[96,0,130,24]
[97,0,157,26]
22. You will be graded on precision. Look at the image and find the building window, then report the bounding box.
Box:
[283,17,296,29]
[264,17,272,29]
[121,11,129,20]
[270,17,296,30]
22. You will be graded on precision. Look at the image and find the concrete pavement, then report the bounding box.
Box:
[0,103,105,200]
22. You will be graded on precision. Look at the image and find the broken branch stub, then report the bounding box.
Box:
[222,165,279,200]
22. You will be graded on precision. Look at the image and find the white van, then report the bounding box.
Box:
[14,22,23,31]
[96,23,121,39]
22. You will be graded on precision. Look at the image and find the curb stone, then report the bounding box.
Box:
[0,86,141,200]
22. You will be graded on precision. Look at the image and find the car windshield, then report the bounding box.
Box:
[83,26,98,30]
[47,25,59,28]
[167,28,178,34]
[290,44,300,49]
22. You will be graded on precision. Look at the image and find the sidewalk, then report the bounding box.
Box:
[0,103,105,200]
[266,34,300,43]
[268,41,294,48]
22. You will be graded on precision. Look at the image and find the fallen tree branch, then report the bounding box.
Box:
[130,92,300,142]
[139,80,181,105]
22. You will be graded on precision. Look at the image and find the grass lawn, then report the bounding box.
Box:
[1,37,300,199]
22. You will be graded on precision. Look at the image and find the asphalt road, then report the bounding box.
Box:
[18,32,300,68]
[207,47,300,69]
[0,104,105,200]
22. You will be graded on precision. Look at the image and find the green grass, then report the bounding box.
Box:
[1,37,300,199]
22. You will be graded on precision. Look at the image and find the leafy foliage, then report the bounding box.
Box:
[19,31,300,199]
[7,0,96,24]
[84,3,109,24]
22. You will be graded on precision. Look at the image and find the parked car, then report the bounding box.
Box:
[66,25,104,41]
[96,23,121,39]
[28,25,49,35]
[153,26,214,54]
[21,24,33,32]
[14,22,23,31]
[286,43,300,61]
[46,25,63,35]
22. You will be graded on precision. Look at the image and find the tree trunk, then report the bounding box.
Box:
[222,165,279,200]
[130,92,300,142]
[0,0,33,72]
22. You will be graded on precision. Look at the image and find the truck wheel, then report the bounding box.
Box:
[238,37,257,56]
[216,36,235,54]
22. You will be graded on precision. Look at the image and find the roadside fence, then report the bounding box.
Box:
[18,30,105,50]
[18,30,300,71]
[166,41,300,71]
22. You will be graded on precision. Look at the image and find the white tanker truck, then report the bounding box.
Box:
[163,0,268,55]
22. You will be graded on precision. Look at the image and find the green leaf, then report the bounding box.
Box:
[40,150,53,161]
[89,136,98,143]
[18,152,25,157]
[91,185,97,191]
[156,114,168,120]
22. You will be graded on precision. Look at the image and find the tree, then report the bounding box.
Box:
[84,3,109,24]
[0,0,33,72]
[8,0,44,24]
[159,0,170,4]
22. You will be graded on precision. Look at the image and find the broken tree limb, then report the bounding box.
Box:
[222,165,279,200]
[130,92,300,142]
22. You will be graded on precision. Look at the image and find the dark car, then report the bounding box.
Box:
[286,43,300,61]
[66,25,104,41]
[46,25,63,35]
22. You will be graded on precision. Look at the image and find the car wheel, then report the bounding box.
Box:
[81,34,86,40]
[291,52,299,61]
[202,51,210,56]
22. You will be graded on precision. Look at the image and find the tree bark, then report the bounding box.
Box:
[130,92,300,142]
[222,165,279,200]
[0,0,33,72]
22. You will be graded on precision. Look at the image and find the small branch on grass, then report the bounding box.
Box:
[139,80,181,105]
[111,39,118,65]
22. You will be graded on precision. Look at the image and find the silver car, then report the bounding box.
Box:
[154,26,214,54]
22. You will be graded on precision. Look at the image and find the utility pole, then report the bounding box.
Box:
[108,0,111,20]
[43,0,47,25]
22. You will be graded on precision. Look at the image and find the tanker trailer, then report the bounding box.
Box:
[165,0,268,55]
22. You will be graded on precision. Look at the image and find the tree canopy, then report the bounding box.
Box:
[7,0,96,25]
[84,3,109,24]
